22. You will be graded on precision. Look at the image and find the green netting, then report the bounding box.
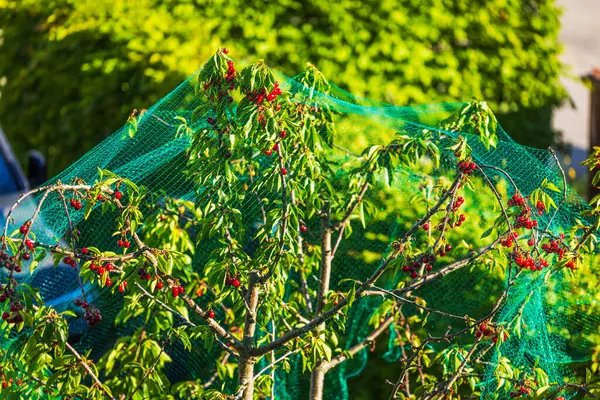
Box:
[1,52,598,400]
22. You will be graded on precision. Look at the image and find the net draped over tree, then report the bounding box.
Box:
[0,49,599,400]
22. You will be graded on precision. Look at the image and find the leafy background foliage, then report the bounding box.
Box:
[0,0,568,176]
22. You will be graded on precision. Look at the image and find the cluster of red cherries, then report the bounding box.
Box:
[401,252,438,279]
[13,223,35,262]
[509,386,532,397]
[509,384,565,399]
[225,59,236,82]
[62,255,77,269]
[263,136,289,176]
[202,49,236,102]
[501,232,518,248]
[535,200,546,216]
[474,321,507,344]
[88,260,116,287]
[1,378,23,390]
[69,198,83,211]
[541,238,566,260]
[507,194,538,230]
[117,238,131,248]
[457,160,477,175]
[137,266,153,282]
[451,196,465,212]
[73,298,103,326]
[0,252,21,273]
[509,251,549,272]
[1,298,23,325]
[249,81,282,106]
[225,275,241,288]
[427,212,466,232]
[137,267,184,297]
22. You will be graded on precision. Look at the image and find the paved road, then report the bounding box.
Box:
[553,0,600,150]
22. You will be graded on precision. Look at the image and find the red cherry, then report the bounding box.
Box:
[105,278,112,287]
[222,48,229,54]
[19,225,28,234]
[300,225,307,233]
[172,287,180,297]
[1,312,9,320]
[410,271,418,279]
[117,240,124,247]
[231,278,241,288]
[123,241,130,248]
[264,149,273,156]
[106,263,114,271]
[118,283,126,293]
[207,310,215,318]
[475,331,482,338]
[24,239,34,250]
[114,191,122,200]
[156,281,164,290]
[82,248,89,255]
[178,286,185,295]
[279,130,287,138]
[527,239,535,247]
[273,143,279,152]
[423,223,430,230]
[97,267,106,275]
[97,193,103,201]
[281,168,288,176]
[22,253,30,260]
[426,264,433,272]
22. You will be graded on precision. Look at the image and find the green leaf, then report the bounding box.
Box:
[481,227,494,239]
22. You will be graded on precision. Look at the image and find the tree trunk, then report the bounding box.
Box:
[316,201,332,315]
[238,271,261,400]
[309,365,326,400]
[238,357,256,400]
[310,201,332,399]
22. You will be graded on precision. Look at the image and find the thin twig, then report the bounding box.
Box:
[65,342,115,400]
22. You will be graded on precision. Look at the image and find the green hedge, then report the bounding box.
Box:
[0,0,567,176]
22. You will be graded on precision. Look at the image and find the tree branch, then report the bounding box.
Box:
[65,342,115,400]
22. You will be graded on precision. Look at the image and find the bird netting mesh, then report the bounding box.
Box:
[0,50,598,400]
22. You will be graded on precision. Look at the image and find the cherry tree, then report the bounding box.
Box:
[0,49,597,400]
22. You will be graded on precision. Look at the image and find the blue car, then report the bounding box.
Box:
[0,128,82,307]
[0,127,30,222]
